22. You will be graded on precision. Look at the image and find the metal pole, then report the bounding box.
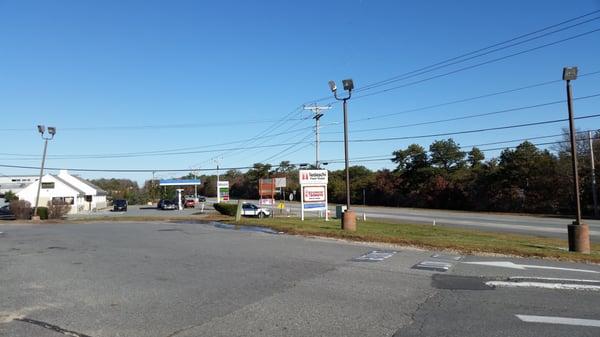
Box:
[567,80,582,224]
[33,139,48,218]
[316,115,320,168]
[343,98,351,210]
[216,164,220,202]
[589,131,599,218]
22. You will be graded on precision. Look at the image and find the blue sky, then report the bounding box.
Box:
[1,0,600,183]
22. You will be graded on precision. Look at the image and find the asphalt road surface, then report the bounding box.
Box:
[242,199,600,238]
[1,221,599,336]
[71,199,600,239]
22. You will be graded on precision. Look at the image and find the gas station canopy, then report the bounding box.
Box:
[159,179,201,186]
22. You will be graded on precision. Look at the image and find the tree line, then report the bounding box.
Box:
[91,132,600,216]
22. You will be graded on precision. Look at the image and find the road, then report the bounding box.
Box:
[1,221,599,336]
[241,199,600,238]
[69,199,600,238]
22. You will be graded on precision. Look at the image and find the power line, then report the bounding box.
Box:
[320,113,600,143]
[348,70,600,123]
[349,27,600,102]
[305,10,600,104]
[322,92,600,134]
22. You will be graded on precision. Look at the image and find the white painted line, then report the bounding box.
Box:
[487,281,600,291]
[464,261,600,274]
[516,314,600,327]
[508,276,600,283]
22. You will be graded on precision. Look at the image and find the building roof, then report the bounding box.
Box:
[70,175,108,196]
[52,175,86,196]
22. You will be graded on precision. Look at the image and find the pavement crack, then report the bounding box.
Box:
[14,317,92,337]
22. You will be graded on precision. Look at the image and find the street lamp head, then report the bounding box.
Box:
[342,79,354,91]
[328,80,337,93]
[563,67,578,81]
[37,125,45,134]
[47,127,56,136]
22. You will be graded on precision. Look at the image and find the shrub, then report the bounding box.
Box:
[9,200,32,220]
[213,203,238,216]
[36,207,49,220]
[47,201,71,219]
[3,190,18,203]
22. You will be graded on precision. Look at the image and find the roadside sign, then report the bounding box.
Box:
[217,181,229,202]
[289,193,294,201]
[299,170,328,185]
[274,177,286,188]
[299,169,328,221]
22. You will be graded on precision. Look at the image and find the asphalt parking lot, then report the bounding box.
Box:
[1,221,599,337]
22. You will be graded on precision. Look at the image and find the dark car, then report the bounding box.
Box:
[159,200,178,210]
[198,195,206,202]
[113,199,128,212]
[0,205,16,220]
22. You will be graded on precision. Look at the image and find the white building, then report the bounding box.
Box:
[15,170,107,214]
[0,175,39,195]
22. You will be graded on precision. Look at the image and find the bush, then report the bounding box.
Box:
[47,201,71,219]
[213,203,238,216]
[36,207,49,220]
[9,200,32,220]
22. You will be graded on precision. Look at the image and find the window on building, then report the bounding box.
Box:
[41,182,55,189]
[52,197,74,205]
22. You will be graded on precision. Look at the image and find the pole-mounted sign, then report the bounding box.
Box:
[299,169,328,221]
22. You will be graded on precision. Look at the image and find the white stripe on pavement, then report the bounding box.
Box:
[487,281,600,291]
[508,276,600,283]
[516,314,600,327]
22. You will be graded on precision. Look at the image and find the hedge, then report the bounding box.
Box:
[213,203,238,216]
[36,207,49,220]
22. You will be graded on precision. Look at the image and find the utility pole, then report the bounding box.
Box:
[303,104,331,169]
[563,66,590,254]
[589,131,599,218]
[213,157,222,202]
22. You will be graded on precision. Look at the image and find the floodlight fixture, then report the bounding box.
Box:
[342,79,354,91]
[563,67,578,81]
[328,80,337,92]
[37,125,45,134]
[47,127,56,136]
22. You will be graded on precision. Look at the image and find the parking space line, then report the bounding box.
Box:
[487,281,600,291]
[516,314,600,327]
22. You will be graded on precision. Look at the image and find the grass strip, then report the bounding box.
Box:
[229,216,600,263]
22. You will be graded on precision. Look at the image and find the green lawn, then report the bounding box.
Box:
[231,216,600,263]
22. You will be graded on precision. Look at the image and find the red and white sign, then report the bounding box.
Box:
[303,186,326,202]
[299,170,328,185]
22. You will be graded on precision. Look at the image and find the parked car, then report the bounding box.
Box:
[113,199,128,212]
[160,200,178,210]
[184,199,196,208]
[0,205,16,220]
[198,195,206,202]
[241,202,271,218]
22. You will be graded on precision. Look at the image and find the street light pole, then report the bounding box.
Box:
[589,131,599,218]
[329,79,356,231]
[33,125,56,220]
[563,66,590,254]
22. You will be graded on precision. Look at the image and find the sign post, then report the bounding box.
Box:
[299,169,328,221]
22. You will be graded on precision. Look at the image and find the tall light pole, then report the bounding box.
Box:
[303,104,331,168]
[33,125,56,220]
[563,66,590,254]
[328,79,356,231]
[589,131,599,218]
[213,157,222,202]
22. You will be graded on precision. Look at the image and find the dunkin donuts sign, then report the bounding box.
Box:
[299,170,328,185]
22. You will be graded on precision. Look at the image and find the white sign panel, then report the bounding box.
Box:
[300,170,328,221]
[303,186,326,202]
[274,177,287,188]
[299,170,328,185]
